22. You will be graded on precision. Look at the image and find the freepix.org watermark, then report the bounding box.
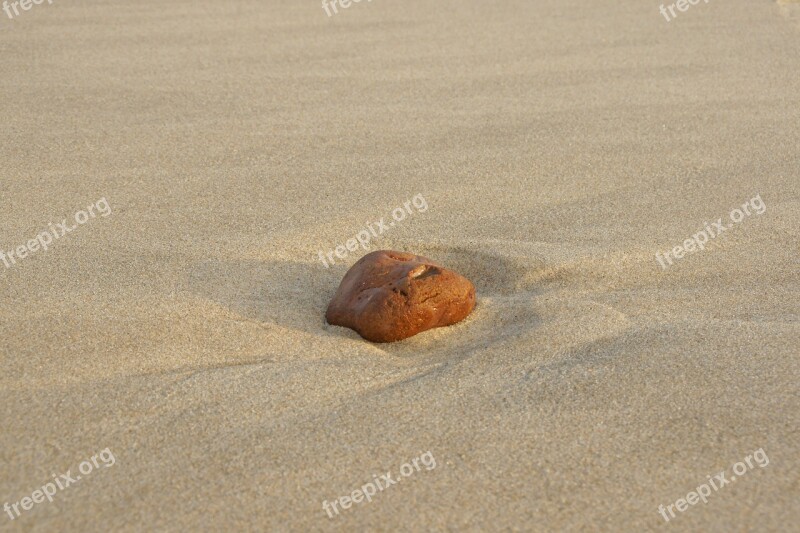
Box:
[317,194,428,268]
[655,194,765,270]
[2,0,54,22]
[1,197,111,271]
[659,0,710,22]
[322,0,372,18]
[657,448,769,523]
[4,448,116,521]
[322,451,437,518]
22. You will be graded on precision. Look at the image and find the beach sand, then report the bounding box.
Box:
[1,0,798,530]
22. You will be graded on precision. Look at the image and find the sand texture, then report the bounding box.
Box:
[1,0,798,531]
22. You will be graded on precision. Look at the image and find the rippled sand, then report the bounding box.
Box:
[1,0,798,530]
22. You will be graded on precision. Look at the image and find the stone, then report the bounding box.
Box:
[325,250,476,342]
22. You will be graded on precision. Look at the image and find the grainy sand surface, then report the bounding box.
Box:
[1,0,798,531]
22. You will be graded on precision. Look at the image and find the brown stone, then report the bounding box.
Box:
[325,250,476,342]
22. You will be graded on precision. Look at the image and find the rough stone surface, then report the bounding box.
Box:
[325,250,476,342]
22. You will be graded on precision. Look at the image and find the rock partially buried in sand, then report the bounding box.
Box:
[326,250,476,342]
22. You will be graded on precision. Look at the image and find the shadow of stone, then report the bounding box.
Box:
[188,258,349,340]
[187,245,543,355]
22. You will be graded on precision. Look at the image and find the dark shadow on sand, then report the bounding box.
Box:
[187,247,543,348]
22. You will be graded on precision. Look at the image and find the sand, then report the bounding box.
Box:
[1,0,798,531]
